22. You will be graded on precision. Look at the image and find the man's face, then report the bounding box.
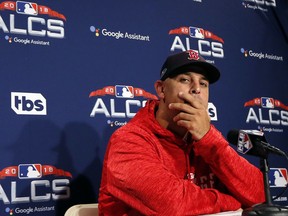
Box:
[161,72,209,109]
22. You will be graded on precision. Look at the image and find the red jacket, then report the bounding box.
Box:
[98,100,265,215]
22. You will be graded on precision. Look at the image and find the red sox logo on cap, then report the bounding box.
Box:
[187,50,200,61]
[160,50,220,83]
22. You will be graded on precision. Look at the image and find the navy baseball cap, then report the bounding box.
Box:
[160,50,220,84]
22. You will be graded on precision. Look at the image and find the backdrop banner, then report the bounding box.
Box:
[0,0,287,215]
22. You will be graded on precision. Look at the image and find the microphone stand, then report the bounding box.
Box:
[242,156,288,216]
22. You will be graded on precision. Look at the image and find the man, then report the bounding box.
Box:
[98,50,265,215]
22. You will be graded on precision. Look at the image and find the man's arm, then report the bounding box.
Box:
[193,125,265,207]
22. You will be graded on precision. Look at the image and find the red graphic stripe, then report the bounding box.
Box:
[134,88,158,100]
[168,26,224,43]
[0,1,16,11]
[0,1,66,21]
[89,86,158,100]
[89,86,115,97]
[244,98,261,107]
[0,165,72,179]
[168,27,189,35]
[0,166,18,179]
[38,5,66,21]
[203,30,224,43]
[42,165,72,178]
[275,100,288,111]
[244,98,288,111]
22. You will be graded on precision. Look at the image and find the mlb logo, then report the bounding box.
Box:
[16,1,38,15]
[269,168,288,187]
[115,85,134,98]
[189,27,204,39]
[18,164,42,179]
[237,132,252,154]
[261,97,274,108]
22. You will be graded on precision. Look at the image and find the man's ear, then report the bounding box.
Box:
[154,80,165,99]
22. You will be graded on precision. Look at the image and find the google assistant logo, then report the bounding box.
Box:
[5,207,13,215]
[4,35,13,43]
[90,26,100,37]
[240,48,248,57]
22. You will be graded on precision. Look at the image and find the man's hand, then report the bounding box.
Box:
[168,92,210,141]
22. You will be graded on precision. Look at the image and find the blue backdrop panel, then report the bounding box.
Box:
[0,0,287,215]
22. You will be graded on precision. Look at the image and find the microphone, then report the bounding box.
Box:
[228,130,288,216]
[227,129,286,158]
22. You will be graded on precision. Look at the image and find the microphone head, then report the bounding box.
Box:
[227,129,268,158]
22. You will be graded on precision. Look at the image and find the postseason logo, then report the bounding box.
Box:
[0,0,66,44]
[168,25,224,60]
[0,163,72,205]
[89,85,157,123]
[244,97,288,130]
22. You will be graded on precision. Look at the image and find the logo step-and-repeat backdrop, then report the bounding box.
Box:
[0,0,287,215]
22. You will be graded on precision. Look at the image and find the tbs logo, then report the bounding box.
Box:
[11,92,47,115]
